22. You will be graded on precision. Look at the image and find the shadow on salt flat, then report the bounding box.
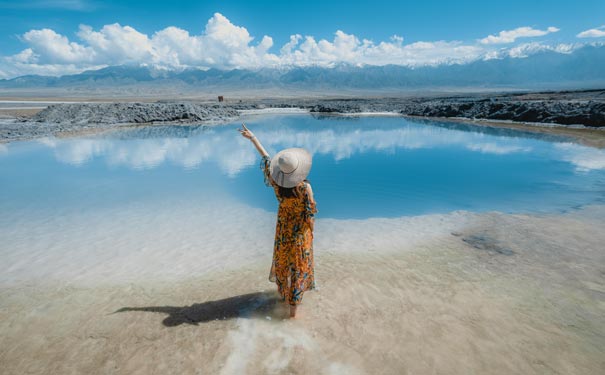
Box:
[452,231,515,256]
[114,291,282,326]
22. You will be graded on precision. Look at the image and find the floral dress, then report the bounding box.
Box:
[261,156,317,305]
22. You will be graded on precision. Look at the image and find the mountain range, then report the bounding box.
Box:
[1,44,604,92]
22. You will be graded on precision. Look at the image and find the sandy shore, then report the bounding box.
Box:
[1,205,604,374]
[405,115,605,149]
[0,108,43,118]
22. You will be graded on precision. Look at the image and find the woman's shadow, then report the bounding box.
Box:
[114,291,281,326]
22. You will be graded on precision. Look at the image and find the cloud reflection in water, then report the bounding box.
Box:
[37,118,605,174]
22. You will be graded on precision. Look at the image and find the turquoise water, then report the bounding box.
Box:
[1,115,605,220]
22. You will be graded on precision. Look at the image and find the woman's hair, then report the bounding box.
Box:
[278,179,309,198]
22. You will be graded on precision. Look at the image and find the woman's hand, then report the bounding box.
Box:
[239,123,269,158]
[238,123,255,140]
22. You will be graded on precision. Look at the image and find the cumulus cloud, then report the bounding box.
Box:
[0,13,281,78]
[276,31,485,67]
[0,14,573,79]
[479,26,559,44]
[72,14,280,69]
[76,24,153,63]
[20,28,95,64]
[577,26,605,38]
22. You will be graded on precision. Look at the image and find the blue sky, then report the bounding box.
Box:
[0,0,604,78]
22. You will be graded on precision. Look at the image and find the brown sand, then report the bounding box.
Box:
[0,108,43,118]
[1,208,604,374]
[404,115,605,149]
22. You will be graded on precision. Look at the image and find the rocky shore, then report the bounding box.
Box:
[1,89,604,142]
[308,95,605,127]
[30,102,240,125]
[0,102,240,142]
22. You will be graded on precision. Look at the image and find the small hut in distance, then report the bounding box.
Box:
[218,96,224,102]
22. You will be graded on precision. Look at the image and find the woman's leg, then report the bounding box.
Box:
[288,268,303,318]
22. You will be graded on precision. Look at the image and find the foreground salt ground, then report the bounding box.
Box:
[1,205,604,374]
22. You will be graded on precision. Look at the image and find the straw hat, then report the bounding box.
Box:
[270,148,312,188]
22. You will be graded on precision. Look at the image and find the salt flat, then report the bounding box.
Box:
[1,205,603,374]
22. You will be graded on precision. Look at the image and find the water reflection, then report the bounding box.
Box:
[554,143,605,172]
[35,116,605,174]
[422,120,569,144]
[2,115,605,218]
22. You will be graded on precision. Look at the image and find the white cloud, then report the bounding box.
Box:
[77,24,154,63]
[0,14,575,79]
[577,26,605,38]
[280,34,302,55]
[277,31,484,67]
[20,28,95,64]
[480,26,559,44]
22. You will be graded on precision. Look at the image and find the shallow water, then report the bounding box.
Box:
[1,115,604,220]
[1,115,605,374]
[1,114,605,284]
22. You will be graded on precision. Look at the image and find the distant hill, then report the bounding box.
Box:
[1,44,604,92]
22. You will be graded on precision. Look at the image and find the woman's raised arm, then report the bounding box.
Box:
[239,123,269,158]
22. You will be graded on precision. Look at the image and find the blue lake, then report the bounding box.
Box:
[1,115,605,220]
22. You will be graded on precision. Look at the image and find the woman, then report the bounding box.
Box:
[239,123,317,318]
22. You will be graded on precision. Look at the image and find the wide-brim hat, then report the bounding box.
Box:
[270,148,312,188]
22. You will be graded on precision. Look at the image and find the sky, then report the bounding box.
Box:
[0,0,604,78]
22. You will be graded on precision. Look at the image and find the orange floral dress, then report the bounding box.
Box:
[262,156,317,305]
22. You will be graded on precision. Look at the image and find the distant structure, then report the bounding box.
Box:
[218,96,224,102]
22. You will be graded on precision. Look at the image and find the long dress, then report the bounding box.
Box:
[261,155,317,305]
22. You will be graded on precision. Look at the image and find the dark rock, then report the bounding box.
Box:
[30,102,240,125]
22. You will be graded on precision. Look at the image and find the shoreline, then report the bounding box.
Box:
[1,89,604,146]
[405,115,605,148]
[4,109,604,149]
